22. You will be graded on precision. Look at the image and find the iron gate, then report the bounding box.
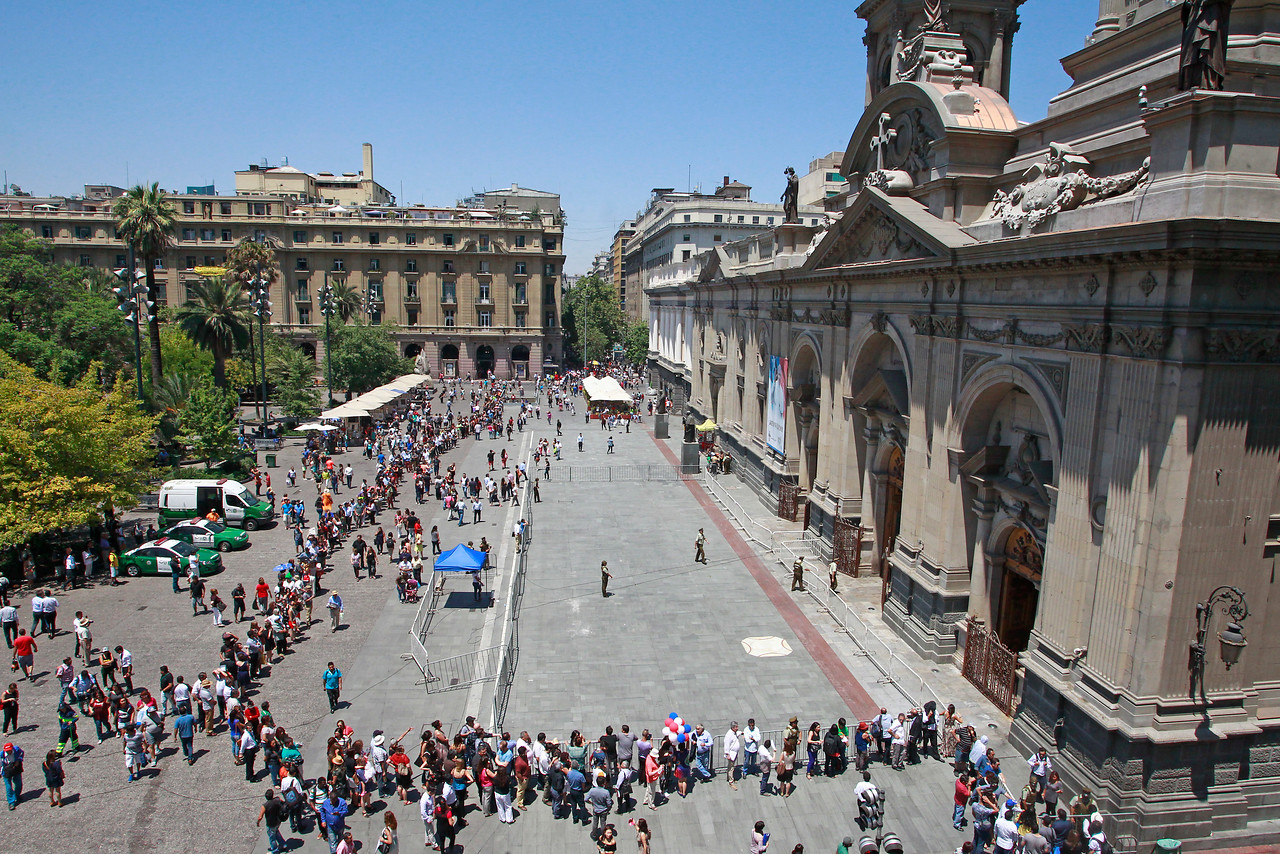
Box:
[833,517,864,577]
[778,481,800,522]
[962,617,1019,715]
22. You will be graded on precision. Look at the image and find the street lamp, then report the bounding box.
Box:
[248,262,271,438]
[318,273,336,406]
[112,246,152,402]
[1190,585,1250,699]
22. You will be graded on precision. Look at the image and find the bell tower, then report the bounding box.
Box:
[857,0,1024,105]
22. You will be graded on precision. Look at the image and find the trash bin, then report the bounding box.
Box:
[265,453,277,468]
[1155,840,1181,854]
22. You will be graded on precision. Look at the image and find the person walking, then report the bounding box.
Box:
[42,749,64,807]
[323,662,343,713]
[694,529,707,564]
[327,592,343,633]
[601,561,613,598]
[790,556,806,591]
[1,742,23,809]
[11,630,35,681]
[750,820,770,854]
[724,722,741,790]
[0,601,18,649]
[257,788,287,854]
[577,433,584,452]
[0,685,17,735]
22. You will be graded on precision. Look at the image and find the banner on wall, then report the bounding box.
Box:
[766,355,787,454]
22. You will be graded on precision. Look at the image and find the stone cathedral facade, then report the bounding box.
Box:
[648,0,1280,841]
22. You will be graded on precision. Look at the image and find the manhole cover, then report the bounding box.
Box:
[741,636,793,657]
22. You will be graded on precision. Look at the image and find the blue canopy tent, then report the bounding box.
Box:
[427,544,493,611]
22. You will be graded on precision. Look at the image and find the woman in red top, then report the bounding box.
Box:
[88,687,111,741]
[11,630,35,680]
[254,578,270,613]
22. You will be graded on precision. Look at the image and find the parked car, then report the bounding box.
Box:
[160,518,249,552]
[119,538,223,578]
[157,479,275,530]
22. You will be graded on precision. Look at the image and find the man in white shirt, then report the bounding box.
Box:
[875,707,895,764]
[724,722,741,790]
[72,612,93,663]
[0,601,17,649]
[742,718,762,778]
[368,733,390,796]
[1027,747,1053,795]
[117,646,134,693]
[890,713,908,770]
[172,676,191,712]
[993,803,1020,853]
[43,593,59,636]
[30,592,45,637]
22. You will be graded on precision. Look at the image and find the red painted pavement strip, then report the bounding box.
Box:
[652,434,880,720]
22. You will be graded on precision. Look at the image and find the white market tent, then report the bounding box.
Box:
[320,373,434,420]
[582,375,633,405]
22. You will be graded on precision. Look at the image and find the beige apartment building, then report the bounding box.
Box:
[0,144,565,380]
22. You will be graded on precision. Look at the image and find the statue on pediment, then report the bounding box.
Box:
[781,167,800,223]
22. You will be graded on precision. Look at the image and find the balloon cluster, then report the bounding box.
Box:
[661,712,693,744]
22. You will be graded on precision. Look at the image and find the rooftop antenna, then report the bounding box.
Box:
[283,155,288,166]
[688,164,691,193]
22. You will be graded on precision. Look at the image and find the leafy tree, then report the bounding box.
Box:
[328,322,410,394]
[327,278,363,323]
[175,276,251,388]
[0,354,158,548]
[178,378,241,468]
[265,333,321,419]
[158,325,214,382]
[112,183,177,387]
[224,237,279,293]
[624,320,650,367]
[561,274,625,365]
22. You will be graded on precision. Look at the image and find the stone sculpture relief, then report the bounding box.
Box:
[991,143,1151,229]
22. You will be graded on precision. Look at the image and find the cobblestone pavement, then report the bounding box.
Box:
[0,395,1010,854]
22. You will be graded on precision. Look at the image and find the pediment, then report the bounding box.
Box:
[804,188,973,270]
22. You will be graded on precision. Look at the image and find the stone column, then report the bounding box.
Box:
[861,420,882,555]
[864,31,877,106]
[1089,0,1121,42]
[968,487,998,623]
[988,13,1009,96]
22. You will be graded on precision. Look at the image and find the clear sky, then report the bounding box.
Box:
[1,0,1097,273]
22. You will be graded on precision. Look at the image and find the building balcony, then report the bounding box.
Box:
[295,294,312,303]
[402,268,421,277]
[440,294,457,306]
[475,296,494,306]
[513,298,529,308]
[404,293,421,304]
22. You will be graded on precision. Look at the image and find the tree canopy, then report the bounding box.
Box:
[112,183,177,386]
[0,354,159,548]
[328,322,410,394]
[561,274,626,366]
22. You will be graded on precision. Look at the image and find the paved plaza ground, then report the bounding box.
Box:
[0,393,1011,854]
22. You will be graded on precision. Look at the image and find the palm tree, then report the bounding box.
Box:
[328,278,363,323]
[225,237,279,422]
[175,277,251,388]
[112,183,177,388]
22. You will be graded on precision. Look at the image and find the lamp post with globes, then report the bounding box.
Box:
[248,262,271,439]
[1190,585,1250,701]
[111,246,151,402]
[318,272,336,406]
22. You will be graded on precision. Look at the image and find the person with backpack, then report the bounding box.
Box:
[2,742,23,809]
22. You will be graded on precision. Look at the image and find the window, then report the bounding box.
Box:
[683,214,691,223]
[368,258,381,271]
[221,229,232,241]
[442,259,454,273]
[713,234,722,242]
[753,216,760,224]
[153,258,165,270]
[515,235,525,248]
[220,202,232,215]
[40,225,52,239]
[185,256,197,270]
[185,281,197,301]
[767,216,774,225]
[543,283,556,303]
[738,215,745,223]
[441,281,456,302]
[714,214,723,223]
[115,254,126,268]
[478,282,491,301]
[442,233,454,246]
[478,310,492,327]
[514,262,526,275]
[183,201,195,214]
[296,280,309,300]
[181,228,197,241]
[405,259,417,273]
[253,229,267,242]
[368,281,383,301]
[298,306,311,324]
[293,230,306,244]
[479,235,489,251]
[543,238,556,251]
[331,232,344,244]
[682,250,691,261]
[294,258,309,273]
[369,307,381,325]
[200,228,215,241]
[154,283,167,303]
[405,281,418,300]
[543,263,555,276]
[682,234,690,242]
[545,311,556,328]
[826,172,846,182]
[79,254,91,267]
[443,309,456,327]
[478,260,490,274]
[407,309,418,325]
[332,259,345,271]
[203,255,217,267]
[514,283,527,304]
[249,202,268,216]
[368,232,380,245]
[811,218,819,226]
[515,312,526,328]
[405,232,416,245]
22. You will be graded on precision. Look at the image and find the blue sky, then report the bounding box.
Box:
[1,0,1096,273]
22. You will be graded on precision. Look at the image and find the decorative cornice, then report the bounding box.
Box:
[1110,324,1170,359]
[1204,328,1280,362]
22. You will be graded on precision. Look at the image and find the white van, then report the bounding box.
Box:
[158,479,275,530]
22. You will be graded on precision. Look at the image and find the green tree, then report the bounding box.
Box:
[175,276,251,388]
[328,278,363,323]
[265,333,321,419]
[328,322,410,394]
[624,320,650,366]
[561,274,625,365]
[178,378,241,468]
[112,183,178,387]
[0,354,158,548]
[158,325,215,381]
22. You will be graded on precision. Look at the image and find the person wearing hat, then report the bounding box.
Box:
[694,529,707,564]
[368,732,389,797]
[1,741,23,809]
[783,717,800,753]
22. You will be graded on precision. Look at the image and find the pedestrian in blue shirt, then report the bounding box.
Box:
[317,791,348,854]
[173,710,196,764]
[322,662,343,713]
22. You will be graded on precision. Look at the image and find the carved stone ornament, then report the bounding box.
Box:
[819,307,851,327]
[991,143,1151,230]
[933,315,960,338]
[870,310,889,333]
[1139,272,1158,296]
[967,322,1006,343]
[1063,323,1107,353]
[1015,327,1066,347]
[909,314,935,336]
[1083,274,1100,297]
[1204,328,1280,362]
[826,209,927,265]
[1111,324,1171,359]
[769,305,791,322]
[1233,273,1255,301]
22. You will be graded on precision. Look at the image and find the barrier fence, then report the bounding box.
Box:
[552,464,695,482]
[698,472,943,711]
[490,477,533,730]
